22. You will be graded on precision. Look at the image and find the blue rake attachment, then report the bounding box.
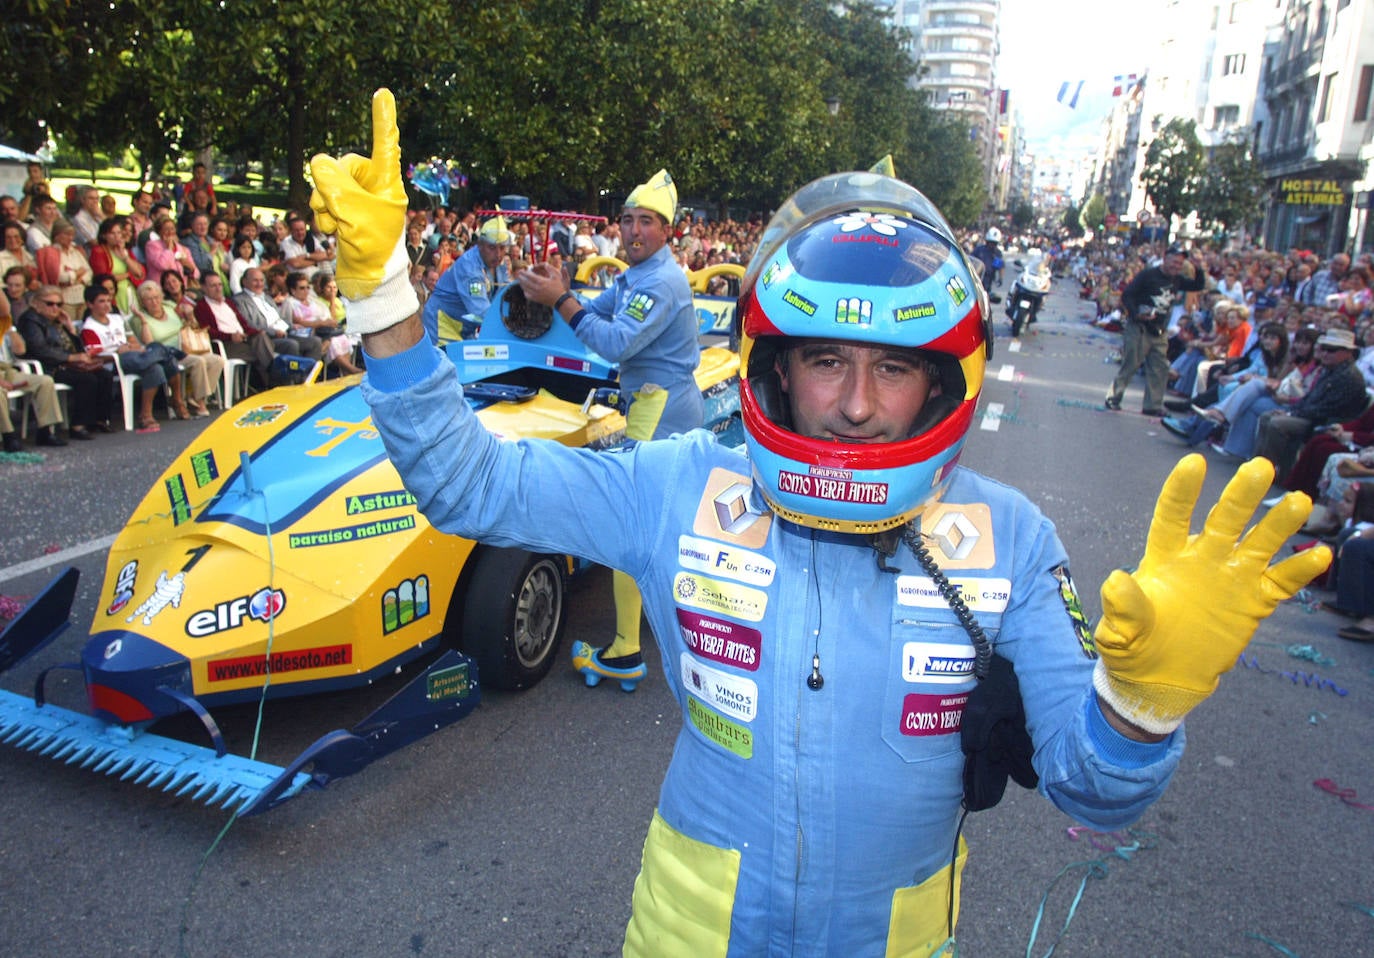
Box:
[0,649,480,815]
[0,688,311,811]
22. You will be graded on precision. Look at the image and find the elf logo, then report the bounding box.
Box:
[186,588,287,637]
[106,560,139,615]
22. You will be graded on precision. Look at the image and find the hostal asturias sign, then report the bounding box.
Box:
[1280,179,1348,206]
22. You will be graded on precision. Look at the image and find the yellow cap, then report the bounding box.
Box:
[624,169,677,224]
[478,209,513,245]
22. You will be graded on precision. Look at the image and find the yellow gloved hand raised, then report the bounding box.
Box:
[1093,455,1331,735]
[309,88,418,334]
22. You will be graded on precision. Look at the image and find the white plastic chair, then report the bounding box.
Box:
[11,359,71,438]
[5,381,29,438]
[213,339,250,407]
[109,351,141,432]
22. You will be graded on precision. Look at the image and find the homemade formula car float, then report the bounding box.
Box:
[0,271,743,815]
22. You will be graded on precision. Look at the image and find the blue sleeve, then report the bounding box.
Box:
[360,343,699,578]
[572,275,679,363]
[421,267,469,345]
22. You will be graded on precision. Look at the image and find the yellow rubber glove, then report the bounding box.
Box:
[308,88,418,334]
[1093,454,1331,735]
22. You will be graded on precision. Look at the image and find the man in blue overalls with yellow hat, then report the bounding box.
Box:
[421,210,514,344]
[518,169,704,691]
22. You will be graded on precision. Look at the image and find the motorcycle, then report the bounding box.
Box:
[1006,256,1051,338]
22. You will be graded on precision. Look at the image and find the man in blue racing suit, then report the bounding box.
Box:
[420,212,513,344]
[518,168,704,692]
[309,90,1330,958]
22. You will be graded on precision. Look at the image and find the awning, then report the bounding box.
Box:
[0,144,44,164]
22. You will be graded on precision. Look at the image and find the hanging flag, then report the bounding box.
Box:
[1112,74,1139,97]
[998,89,1010,115]
[1057,81,1084,109]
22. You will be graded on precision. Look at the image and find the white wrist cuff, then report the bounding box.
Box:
[341,237,419,335]
[1092,659,1184,736]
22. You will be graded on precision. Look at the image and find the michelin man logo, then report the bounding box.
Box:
[126,570,187,627]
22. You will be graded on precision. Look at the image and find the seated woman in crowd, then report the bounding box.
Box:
[1170,300,1251,398]
[128,279,224,417]
[0,220,39,290]
[1215,261,1246,304]
[1166,299,1213,384]
[144,214,200,290]
[4,266,30,317]
[1212,316,1288,402]
[226,232,258,294]
[1192,317,1289,411]
[161,269,198,324]
[1331,265,1373,322]
[282,270,360,377]
[1291,443,1374,539]
[79,283,188,431]
[88,215,146,315]
[1161,324,1319,449]
[17,283,114,437]
[35,220,92,322]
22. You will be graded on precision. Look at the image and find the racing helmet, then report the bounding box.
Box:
[737,170,992,534]
[984,226,1002,244]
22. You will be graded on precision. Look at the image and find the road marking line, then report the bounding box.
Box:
[981,402,1004,432]
[2,534,116,583]
[997,364,1015,381]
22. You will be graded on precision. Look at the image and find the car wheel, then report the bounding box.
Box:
[459,547,566,691]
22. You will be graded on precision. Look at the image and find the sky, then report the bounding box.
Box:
[996,0,1160,161]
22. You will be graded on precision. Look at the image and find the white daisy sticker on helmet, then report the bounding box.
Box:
[833,212,910,237]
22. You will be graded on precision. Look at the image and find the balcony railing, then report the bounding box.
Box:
[1258,137,1316,170]
[925,0,998,12]
[1266,44,1321,90]
[922,50,994,67]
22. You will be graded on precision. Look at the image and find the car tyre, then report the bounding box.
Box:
[459,547,566,691]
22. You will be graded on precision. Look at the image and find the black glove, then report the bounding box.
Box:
[961,654,1038,812]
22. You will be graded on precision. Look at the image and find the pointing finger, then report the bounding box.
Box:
[367,88,400,191]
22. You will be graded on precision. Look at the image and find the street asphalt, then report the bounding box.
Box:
[0,276,1370,957]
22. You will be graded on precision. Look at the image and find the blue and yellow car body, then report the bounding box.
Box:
[0,276,743,814]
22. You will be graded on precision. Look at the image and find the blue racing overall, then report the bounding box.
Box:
[422,244,495,345]
[362,343,1181,958]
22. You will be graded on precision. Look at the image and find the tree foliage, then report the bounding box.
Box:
[1009,200,1034,230]
[1139,117,1204,225]
[1080,193,1107,232]
[1061,203,1085,238]
[1194,134,1266,235]
[2,0,986,223]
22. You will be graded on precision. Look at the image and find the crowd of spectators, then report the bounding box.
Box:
[405,202,764,306]
[1029,226,1374,646]
[0,162,382,449]
[1,162,767,455]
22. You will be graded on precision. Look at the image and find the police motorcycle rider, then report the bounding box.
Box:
[968,226,1003,303]
[310,90,1329,958]
[1006,248,1052,338]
